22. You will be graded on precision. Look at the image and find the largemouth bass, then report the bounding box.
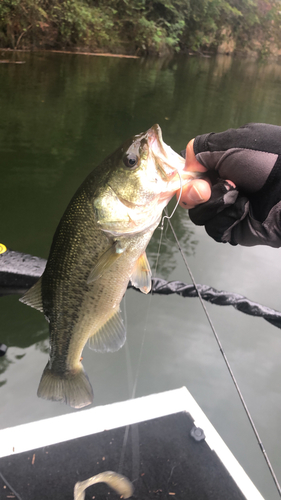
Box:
[20,124,200,409]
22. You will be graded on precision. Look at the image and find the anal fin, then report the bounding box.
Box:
[88,307,126,352]
[130,252,151,294]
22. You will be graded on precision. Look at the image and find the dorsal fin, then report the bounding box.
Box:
[19,277,43,312]
[88,307,126,352]
[130,252,151,294]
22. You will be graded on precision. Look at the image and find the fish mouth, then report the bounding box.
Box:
[147,124,168,163]
[147,124,186,179]
[147,124,199,184]
[147,124,165,151]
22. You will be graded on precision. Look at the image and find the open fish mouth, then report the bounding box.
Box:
[147,124,166,154]
[147,124,187,179]
[148,124,204,187]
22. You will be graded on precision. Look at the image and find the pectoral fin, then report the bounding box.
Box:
[130,252,151,294]
[88,307,126,352]
[87,241,125,284]
[19,277,43,312]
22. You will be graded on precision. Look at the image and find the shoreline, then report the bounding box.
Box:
[1,46,281,63]
[0,48,140,59]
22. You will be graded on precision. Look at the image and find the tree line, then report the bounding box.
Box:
[0,0,280,57]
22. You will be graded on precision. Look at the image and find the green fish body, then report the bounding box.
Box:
[20,124,199,408]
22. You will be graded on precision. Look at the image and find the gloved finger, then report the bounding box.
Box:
[189,179,239,226]
[205,196,249,244]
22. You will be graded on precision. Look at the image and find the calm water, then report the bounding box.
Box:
[1,51,281,499]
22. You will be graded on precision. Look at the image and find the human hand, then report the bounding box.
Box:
[177,124,281,247]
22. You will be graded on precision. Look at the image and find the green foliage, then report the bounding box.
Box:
[0,0,48,48]
[0,0,118,49]
[50,1,115,48]
[180,0,243,51]
[0,0,280,56]
[229,0,281,54]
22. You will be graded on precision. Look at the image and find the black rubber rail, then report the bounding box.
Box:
[128,278,281,329]
[0,245,46,296]
[1,244,281,329]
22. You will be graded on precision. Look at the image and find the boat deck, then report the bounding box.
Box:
[0,388,264,500]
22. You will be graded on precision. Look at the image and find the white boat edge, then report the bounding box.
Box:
[0,386,264,500]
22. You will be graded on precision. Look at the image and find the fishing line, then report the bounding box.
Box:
[166,213,281,497]
[119,296,139,480]
[118,269,155,478]
[126,170,184,401]
[123,295,134,397]
[118,175,183,479]
[118,293,152,480]
[153,168,183,277]
[161,168,183,228]
[118,295,132,475]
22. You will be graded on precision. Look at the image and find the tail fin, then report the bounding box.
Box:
[37,363,94,409]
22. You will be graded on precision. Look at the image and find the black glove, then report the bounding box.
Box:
[187,123,281,247]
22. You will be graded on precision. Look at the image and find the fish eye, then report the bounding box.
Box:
[123,153,139,169]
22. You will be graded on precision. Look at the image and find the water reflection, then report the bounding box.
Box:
[2,52,281,499]
[2,50,281,369]
[2,53,281,194]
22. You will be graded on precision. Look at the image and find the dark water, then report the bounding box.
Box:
[1,51,281,498]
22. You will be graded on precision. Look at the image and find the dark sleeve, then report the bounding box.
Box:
[194,123,281,155]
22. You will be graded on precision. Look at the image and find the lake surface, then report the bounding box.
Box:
[1,51,281,499]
